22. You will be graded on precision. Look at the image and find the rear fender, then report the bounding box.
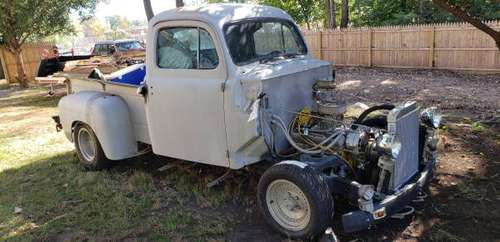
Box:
[58,91,137,160]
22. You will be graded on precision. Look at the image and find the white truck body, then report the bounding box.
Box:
[58,4,332,168]
[56,4,439,238]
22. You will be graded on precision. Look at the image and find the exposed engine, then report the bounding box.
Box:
[261,79,440,199]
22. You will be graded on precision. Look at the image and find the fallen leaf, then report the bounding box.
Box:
[14,207,22,214]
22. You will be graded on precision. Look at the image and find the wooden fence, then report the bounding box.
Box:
[0,43,53,83]
[303,20,500,72]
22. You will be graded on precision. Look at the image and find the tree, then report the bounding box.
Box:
[82,17,106,39]
[0,0,99,87]
[432,0,500,50]
[325,0,336,29]
[143,0,154,21]
[340,0,349,28]
[105,15,131,40]
[208,0,248,2]
[143,0,184,22]
[349,0,498,27]
[258,0,323,29]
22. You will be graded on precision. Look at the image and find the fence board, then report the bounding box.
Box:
[303,21,500,72]
[0,43,52,83]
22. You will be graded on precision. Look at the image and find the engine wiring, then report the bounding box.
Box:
[272,114,345,154]
[258,102,361,174]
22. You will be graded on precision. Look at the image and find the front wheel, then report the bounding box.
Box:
[257,161,334,240]
[74,123,111,170]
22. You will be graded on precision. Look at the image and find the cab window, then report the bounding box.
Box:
[157,27,219,69]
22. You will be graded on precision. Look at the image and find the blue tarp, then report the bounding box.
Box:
[107,64,146,86]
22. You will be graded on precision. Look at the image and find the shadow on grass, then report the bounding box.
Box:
[0,88,62,109]
[0,150,268,241]
[0,82,9,91]
[3,122,498,241]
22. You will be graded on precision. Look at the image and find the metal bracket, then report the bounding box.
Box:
[207,169,231,188]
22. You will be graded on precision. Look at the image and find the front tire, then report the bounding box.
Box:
[257,161,334,240]
[74,123,111,170]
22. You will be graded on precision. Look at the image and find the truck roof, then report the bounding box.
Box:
[149,3,293,30]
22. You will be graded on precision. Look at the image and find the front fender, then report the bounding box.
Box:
[58,91,137,160]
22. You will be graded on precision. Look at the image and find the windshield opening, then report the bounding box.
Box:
[224,19,307,65]
[116,41,144,51]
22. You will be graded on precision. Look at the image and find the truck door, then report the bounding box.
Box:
[145,20,229,167]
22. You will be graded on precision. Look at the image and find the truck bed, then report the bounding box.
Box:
[63,74,150,144]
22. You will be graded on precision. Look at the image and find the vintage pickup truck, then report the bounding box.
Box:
[54,3,440,240]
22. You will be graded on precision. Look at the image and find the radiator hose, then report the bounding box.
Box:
[354,104,395,125]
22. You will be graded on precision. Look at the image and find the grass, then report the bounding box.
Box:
[0,88,241,241]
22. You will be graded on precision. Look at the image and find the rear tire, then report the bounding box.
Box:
[257,161,334,240]
[74,123,111,170]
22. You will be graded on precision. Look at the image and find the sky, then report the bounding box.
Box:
[93,0,204,22]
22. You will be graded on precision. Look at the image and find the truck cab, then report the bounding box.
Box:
[145,4,330,169]
[56,4,439,240]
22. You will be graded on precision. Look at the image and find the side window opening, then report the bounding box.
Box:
[199,29,219,69]
[157,27,219,70]
[93,44,102,56]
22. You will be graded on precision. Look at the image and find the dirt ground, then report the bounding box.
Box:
[0,68,499,241]
[331,68,500,241]
[231,68,500,242]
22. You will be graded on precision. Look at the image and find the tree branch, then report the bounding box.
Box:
[143,0,154,21]
[176,0,184,8]
[19,0,49,45]
[432,0,500,50]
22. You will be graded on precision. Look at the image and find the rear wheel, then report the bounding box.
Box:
[74,123,111,170]
[258,161,334,240]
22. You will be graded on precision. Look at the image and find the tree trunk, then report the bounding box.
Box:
[432,0,500,50]
[176,0,184,8]
[418,0,424,23]
[12,48,28,88]
[401,0,407,12]
[340,0,349,28]
[325,0,336,29]
[143,0,154,21]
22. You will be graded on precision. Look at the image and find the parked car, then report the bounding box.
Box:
[91,39,144,55]
[91,39,145,65]
[53,4,440,240]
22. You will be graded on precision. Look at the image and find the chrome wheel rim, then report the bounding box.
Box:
[266,179,311,231]
[77,128,96,162]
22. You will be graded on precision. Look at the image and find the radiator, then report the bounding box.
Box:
[387,102,420,191]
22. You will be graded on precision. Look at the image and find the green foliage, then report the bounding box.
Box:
[105,15,131,40]
[258,0,499,28]
[208,0,248,3]
[82,17,107,39]
[350,0,500,27]
[0,0,99,86]
[258,0,324,29]
[0,0,99,46]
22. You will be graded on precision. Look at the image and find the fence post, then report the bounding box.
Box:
[0,48,10,83]
[318,30,323,60]
[367,28,373,67]
[428,26,435,68]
